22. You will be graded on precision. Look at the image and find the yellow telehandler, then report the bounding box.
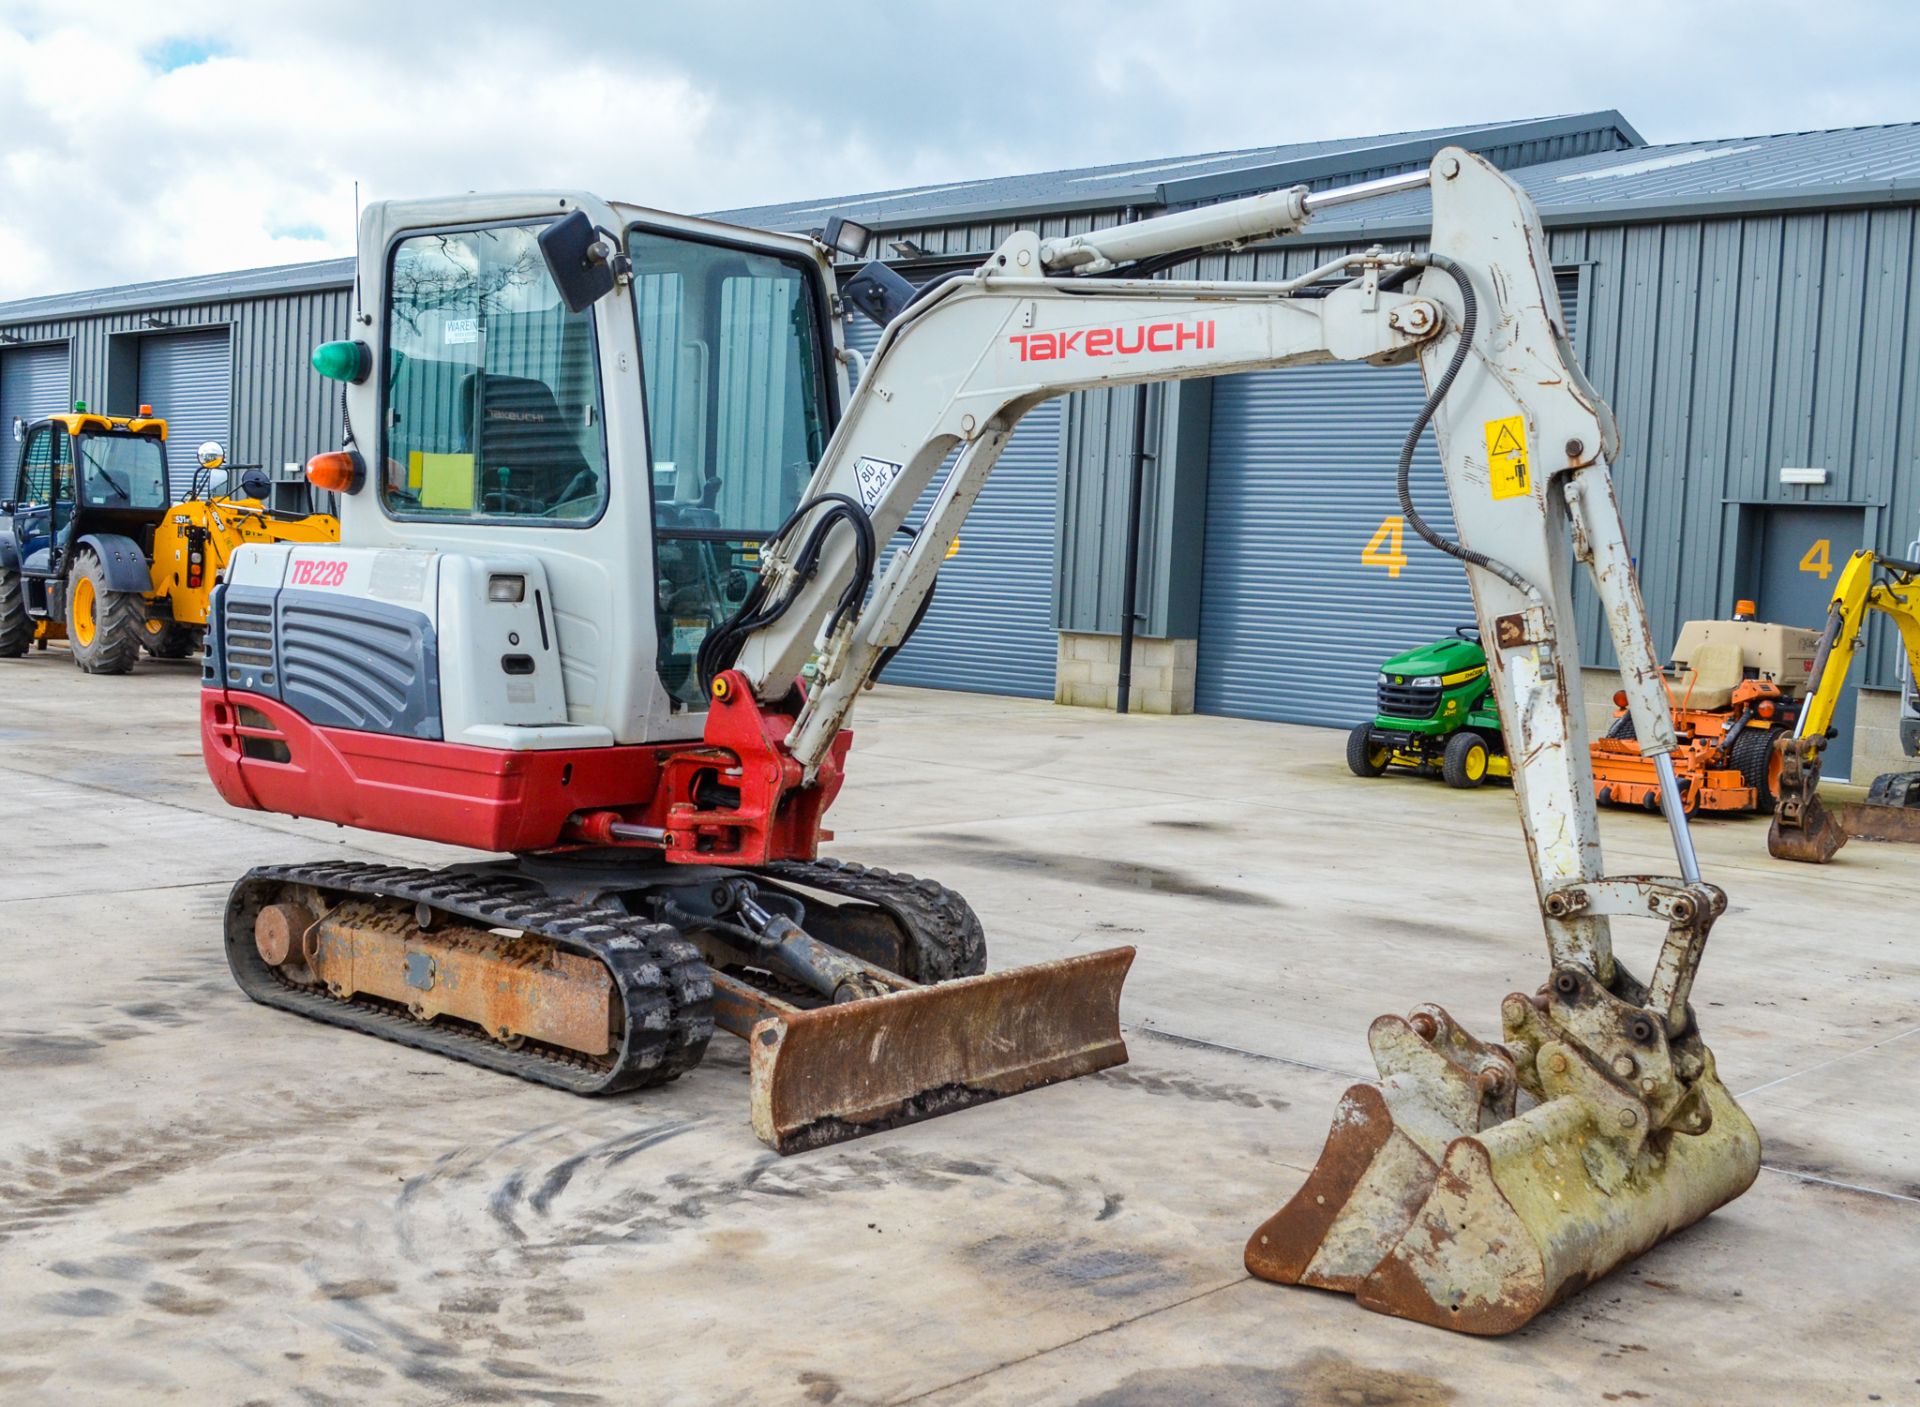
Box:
[0,409,336,671]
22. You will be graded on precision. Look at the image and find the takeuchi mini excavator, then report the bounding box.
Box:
[201,149,1758,1334]
[1770,548,1920,861]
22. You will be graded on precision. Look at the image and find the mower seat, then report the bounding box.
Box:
[1675,641,1744,710]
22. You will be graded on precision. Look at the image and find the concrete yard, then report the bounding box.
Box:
[1,651,1915,1406]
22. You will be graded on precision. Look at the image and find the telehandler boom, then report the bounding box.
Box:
[202,148,1757,1333]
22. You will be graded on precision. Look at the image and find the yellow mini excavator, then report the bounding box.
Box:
[1769,547,1920,861]
[201,150,1758,1334]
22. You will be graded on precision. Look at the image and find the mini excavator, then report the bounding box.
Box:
[202,149,1759,1333]
[1770,547,1920,860]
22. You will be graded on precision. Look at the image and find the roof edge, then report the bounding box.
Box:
[1155,111,1644,206]
[0,258,355,327]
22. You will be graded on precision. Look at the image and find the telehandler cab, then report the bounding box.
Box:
[202,150,1758,1334]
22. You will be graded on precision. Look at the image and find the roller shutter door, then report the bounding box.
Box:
[1,343,71,458]
[1196,273,1579,726]
[843,287,1062,697]
[139,329,232,499]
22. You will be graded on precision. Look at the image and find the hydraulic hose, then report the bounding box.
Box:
[697,492,877,695]
[1395,253,1538,603]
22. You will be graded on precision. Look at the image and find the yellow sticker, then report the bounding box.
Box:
[1484,415,1531,500]
[945,536,961,560]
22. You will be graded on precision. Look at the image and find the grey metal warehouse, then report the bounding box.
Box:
[6,109,1920,778]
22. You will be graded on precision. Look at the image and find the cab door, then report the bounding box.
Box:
[10,423,70,580]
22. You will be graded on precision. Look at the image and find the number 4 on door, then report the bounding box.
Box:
[1362,514,1408,579]
[1799,538,1833,581]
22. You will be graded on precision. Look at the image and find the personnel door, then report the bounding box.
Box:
[1756,505,1866,777]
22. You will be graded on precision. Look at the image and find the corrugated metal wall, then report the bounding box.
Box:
[0,285,350,480]
[1550,209,1920,688]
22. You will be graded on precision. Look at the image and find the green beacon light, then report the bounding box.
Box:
[73,400,87,413]
[311,339,373,385]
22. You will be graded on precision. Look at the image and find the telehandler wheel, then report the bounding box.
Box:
[1346,723,1391,778]
[0,569,29,658]
[144,622,201,659]
[1442,730,1492,788]
[1729,726,1780,810]
[66,549,145,675]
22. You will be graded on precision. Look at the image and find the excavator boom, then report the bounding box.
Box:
[1770,549,1920,860]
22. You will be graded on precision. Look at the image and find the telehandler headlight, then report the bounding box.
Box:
[488,574,527,603]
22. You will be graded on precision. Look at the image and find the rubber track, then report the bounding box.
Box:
[225,861,714,1094]
[761,858,986,981]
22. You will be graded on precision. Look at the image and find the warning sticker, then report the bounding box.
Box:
[1484,415,1531,500]
[853,456,903,511]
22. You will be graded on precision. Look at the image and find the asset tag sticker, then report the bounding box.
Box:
[853,456,903,511]
[444,317,479,346]
[1484,415,1531,500]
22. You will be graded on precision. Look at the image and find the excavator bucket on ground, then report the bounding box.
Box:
[1248,882,1761,1334]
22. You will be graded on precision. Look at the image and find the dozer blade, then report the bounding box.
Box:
[744,947,1134,1154]
[1248,1001,1761,1335]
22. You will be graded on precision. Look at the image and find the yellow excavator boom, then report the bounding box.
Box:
[1769,549,1920,860]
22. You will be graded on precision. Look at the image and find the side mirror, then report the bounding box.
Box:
[198,441,226,470]
[239,468,274,502]
[539,210,625,314]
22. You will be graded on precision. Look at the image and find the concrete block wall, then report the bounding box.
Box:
[1055,632,1197,714]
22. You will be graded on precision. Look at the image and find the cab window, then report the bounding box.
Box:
[13,424,68,506]
[382,223,608,525]
[78,434,169,509]
[628,226,833,707]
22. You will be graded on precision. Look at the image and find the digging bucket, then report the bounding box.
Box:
[1247,996,1760,1334]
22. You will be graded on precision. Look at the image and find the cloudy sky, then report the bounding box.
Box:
[2,0,1917,302]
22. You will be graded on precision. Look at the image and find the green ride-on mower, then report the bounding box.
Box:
[1347,626,1509,788]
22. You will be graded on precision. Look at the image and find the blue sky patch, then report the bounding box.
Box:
[146,38,228,72]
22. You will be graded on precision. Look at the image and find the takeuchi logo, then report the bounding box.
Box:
[1008,319,1216,361]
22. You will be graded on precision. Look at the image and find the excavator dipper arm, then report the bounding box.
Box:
[699,148,1759,1333]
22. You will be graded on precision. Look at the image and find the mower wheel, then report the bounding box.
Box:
[1729,726,1780,810]
[1442,731,1492,788]
[1346,723,1391,778]
[0,569,28,658]
[66,548,145,674]
[1605,711,1636,741]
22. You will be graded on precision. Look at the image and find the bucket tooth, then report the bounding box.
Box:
[1250,1004,1761,1335]
[746,946,1134,1154]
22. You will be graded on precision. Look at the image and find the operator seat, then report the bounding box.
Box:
[1675,642,1744,711]
[460,373,598,511]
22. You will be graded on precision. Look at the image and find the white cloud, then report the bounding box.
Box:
[2,0,1919,301]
